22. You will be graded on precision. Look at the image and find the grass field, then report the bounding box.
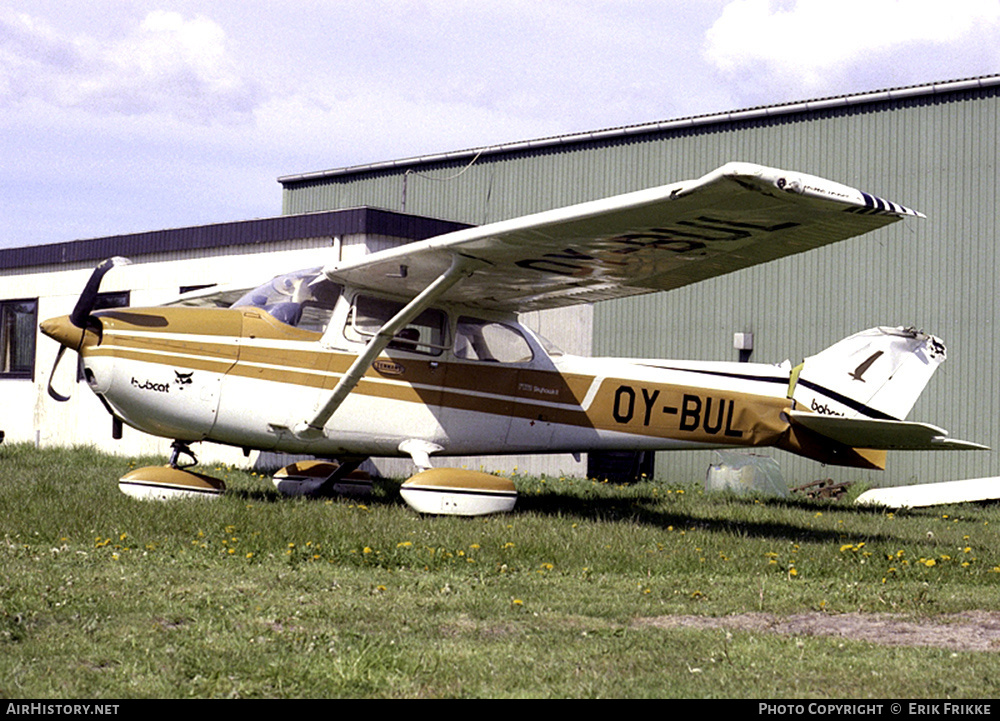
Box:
[2,443,1000,698]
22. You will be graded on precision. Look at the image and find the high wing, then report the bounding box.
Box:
[324,162,921,312]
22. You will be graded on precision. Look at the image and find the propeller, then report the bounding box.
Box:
[42,257,131,402]
[70,256,131,332]
[46,346,72,402]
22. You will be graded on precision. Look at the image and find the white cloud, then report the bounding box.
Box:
[703,0,1000,96]
[0,8,262,123]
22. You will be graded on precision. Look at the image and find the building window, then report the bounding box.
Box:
[1,299,38,379]
[94,291,131,312]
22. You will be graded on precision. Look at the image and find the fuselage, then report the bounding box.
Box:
[44,294,800,461]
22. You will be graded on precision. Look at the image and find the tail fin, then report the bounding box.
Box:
[790,326,946,421]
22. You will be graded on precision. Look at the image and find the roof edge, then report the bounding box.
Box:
[0,208,470,273]
[278,74,1000,186]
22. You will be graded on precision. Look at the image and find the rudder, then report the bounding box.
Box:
[790,326,946,421]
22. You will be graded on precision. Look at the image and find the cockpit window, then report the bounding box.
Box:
[232,268,342,333]
[345,295,448,356]
[454,317,534,363]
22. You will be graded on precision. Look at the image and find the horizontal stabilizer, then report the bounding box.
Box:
[788,411,989,451]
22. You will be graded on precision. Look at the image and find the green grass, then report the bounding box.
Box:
[2,443,1000,698]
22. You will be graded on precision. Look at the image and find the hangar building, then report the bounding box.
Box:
[2,74,998,486]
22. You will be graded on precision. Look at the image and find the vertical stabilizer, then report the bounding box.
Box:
[791,327,946,421]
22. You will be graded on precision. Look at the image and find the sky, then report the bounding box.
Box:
[2,0,1000,249]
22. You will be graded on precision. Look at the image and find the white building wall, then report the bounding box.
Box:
[2,241,346,465]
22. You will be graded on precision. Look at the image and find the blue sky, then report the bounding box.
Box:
[3,0,1000,248]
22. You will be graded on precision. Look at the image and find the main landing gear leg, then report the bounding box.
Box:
[316,456,367,496]
[271,456,372,497]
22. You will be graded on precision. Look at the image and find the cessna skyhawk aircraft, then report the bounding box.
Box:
[39,162,986,514]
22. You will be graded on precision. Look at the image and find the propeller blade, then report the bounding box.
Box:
[46,345,72,402]
[69,256,131,329]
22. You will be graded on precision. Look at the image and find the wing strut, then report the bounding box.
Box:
[293,255,477,440]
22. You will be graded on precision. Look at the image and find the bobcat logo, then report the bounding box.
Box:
[174,371,194,389]
[849,351,883,382]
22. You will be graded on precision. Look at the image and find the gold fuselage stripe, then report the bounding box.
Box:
[87,308,795,449]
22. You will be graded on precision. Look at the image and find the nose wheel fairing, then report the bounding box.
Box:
[117,440,227,501]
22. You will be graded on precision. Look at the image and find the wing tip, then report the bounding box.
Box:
[713,162,923,218]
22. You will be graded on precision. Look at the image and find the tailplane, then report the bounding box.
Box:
[791,326,946,421]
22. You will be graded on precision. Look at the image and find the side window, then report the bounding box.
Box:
[345,295,448,356]
[454,317,534,363]
[1,298,38,379]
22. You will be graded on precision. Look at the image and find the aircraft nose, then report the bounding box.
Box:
[40,315,85,351]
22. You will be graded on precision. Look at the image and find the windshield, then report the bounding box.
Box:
[232,268,342,333]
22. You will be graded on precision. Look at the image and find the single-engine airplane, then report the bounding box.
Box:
[39,162,987,514]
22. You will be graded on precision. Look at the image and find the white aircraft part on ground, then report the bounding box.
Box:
[855,477,1000,508]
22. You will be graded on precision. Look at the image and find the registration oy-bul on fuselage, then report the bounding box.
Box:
[39,163,988,514]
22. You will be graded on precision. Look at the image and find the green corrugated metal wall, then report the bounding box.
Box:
[282,84,1000,487]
